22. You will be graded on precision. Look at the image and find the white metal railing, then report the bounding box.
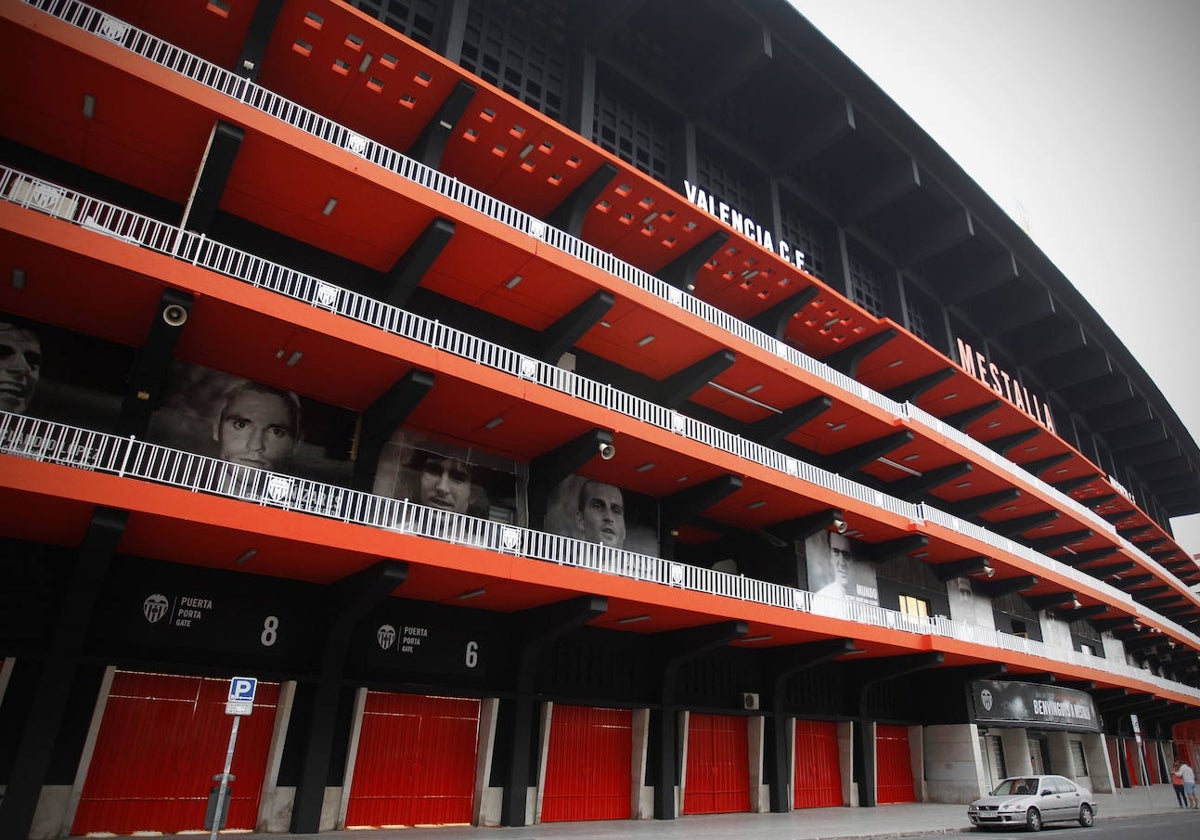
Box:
[23,0,1194,597]
[904,401,1117,538]
[3,409,1196,700]
[6,160,1200,645]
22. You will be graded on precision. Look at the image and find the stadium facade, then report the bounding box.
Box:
[2,0,1199,836]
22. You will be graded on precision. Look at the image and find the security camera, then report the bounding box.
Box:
[162,303,188,327]
[598,441,615,460]
[982,563,996,578]
[832,516,848,534]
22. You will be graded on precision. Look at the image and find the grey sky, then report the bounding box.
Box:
[790,0,1200,555]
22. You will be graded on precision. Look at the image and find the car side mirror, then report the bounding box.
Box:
[1040,790,1051,796]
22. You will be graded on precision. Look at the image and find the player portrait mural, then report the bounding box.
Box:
[372,428,519,529]
[948,575,996,629]
[0,311,132,428]
[145,361,356,489]
[544,474,659,556]
[804,529,879,612]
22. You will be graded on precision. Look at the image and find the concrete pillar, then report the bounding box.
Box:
[748,715,767,812]
[839,720,856,806]
[923,724,989,803]
[632,708,651,819]
[1000,727,1032,776]
[1047,731,1073,779]
[1082,733,1115,793]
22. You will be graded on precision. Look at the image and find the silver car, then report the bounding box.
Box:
[967,775,1096,831]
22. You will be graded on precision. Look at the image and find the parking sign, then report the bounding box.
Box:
[228,676,257,702]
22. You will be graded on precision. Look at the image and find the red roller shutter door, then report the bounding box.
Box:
[1124,738,1142,785]
[1142,741,1160,784]
[793,720,841,808]
[72,671,279,835]
[875,724,916,804]
[541,704,632,822]
[345,692,480,827]
[683,713,750,815]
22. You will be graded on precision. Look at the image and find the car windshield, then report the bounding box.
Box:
[991,778,1039,796]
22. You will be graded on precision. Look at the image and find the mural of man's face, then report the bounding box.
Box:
[577,480,626,548]
[419,456,472,513]
[829,531,851,585]
[0,324,42,414]
[215,389,297,470]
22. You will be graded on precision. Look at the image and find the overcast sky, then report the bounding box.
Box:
[789,0,1200,557]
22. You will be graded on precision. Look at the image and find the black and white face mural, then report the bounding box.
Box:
[948,575,996,629]
[146,361,355,484]
[372,429,518,524]
[0,312,132,426]
[805,530,879,607]
[544,473,659,556]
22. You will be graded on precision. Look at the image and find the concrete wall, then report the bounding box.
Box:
[1000,727,1032,776]
[839,720,856,806]
[1083,733,1116,793]
[1047,731,1074,779]
[923,724,989,803]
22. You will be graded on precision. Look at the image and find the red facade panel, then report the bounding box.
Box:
[1142,741,1161,784]
[72,671,279,835]
[874,724,915,804]
[1123,738,1141,785]
[683,713,750,815]
[345,692,480,827]
[541,704,633,822]
[793,720,841,808]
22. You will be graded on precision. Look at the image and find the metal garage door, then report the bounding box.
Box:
[793,719,841,808]
[72,671,278,834]
[345,692,480,827]
[683,713,750,815]
[875,724,916,804]
[541,704,632,822]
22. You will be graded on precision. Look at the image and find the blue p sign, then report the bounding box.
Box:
[229,676,257,703]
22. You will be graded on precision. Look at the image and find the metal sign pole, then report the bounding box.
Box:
[210,714,241,840]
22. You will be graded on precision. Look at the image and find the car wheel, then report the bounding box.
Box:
[1026,807,1042,832]
[1078,803,1093,827]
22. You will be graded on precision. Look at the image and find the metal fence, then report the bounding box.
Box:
[5,159,1200,647]
[22,0,1193,610]
[14,0,1200,690]
[2,409,1197,701]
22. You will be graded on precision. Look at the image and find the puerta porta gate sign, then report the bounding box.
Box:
[970,680,1100,733]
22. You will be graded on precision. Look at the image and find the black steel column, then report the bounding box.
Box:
[0,507,126,840]
[765,639,856,812]
[290,561,407,833]
[500,596,607,826]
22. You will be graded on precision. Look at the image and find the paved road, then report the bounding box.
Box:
[96,785,1199,840]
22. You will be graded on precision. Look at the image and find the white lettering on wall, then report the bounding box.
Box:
[683,180,807,272]
[955,337,1056,433]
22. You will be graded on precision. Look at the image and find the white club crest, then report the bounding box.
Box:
[98,16,130,43]
[980,688,993,712]
[377,624,396,650]
[143,593,169,624]
[314,281,339,308]
[266,475,292,502]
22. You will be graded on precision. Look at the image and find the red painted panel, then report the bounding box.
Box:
[72,671,279,834]
[683,713,750,815]
[1123,738,1141,785]
[875,724,915,804]
[541,705,632,822]
[793,720,841,808]
[1142,741,1160,784]
[345,692,480,827]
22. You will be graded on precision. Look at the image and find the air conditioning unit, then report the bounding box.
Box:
[742,692,760,711]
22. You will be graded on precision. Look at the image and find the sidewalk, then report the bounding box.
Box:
[195,784,1193,840]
